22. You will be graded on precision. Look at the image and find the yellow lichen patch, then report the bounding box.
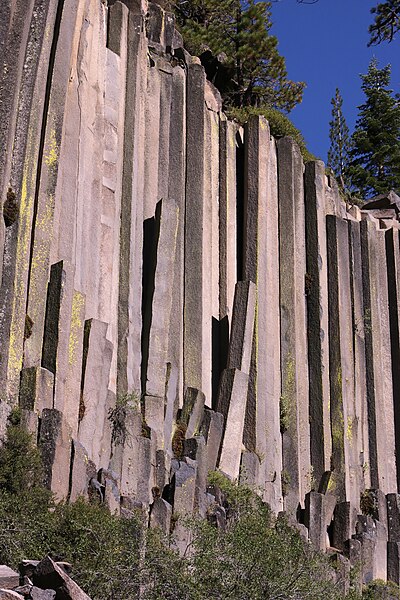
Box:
[8,160,35,389]
[327,474,336,493]
[44,128,59,169]
[346,416,354,442]
[337,366,342,389]
[69,292,85,365]
[280,355,295,432]
[37,193,55,231]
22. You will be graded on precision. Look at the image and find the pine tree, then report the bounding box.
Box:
[327,88,351,189]
[369,0,400,45]
[348,59,400,198]
[172,0,305,112]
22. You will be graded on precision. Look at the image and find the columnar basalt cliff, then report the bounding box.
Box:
[2,0,400,589]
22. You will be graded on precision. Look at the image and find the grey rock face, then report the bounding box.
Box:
[0,566,19,590]
[3,0,400,589]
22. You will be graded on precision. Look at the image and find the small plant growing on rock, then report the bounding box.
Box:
[172,420,187,459]
[279,395,289,433]
[360,489,378,517]
[108,391,140,446]
[0,408,43,494]
[24,314,34,340]
[3,188,19,227]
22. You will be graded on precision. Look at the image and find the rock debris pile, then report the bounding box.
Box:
[0,558,90,600]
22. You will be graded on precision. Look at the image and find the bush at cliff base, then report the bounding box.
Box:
[0,409,399,599]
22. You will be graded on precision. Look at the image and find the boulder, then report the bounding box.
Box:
[0,567,19,590]
[0,591,24,599]
[32,557,91,600]
[31,588,56,600]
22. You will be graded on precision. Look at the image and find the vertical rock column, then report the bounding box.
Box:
[361,218,397,493]
[217,281,255,480]
[327,215,361,507]
[304,161,331,487]
[243,117,282,511]
[99,1,129,393]
[184,64,209,399]
[204,81,221,380]
[348,220,369,490]
[78,319,113,469]
[219,118,237,322]
[277,137,310,513]
[49,0,86,265]
[24,0,81,372]
[142,198,179,449]
[0,0,59,401]
[263,136,283,510]
[167,63,186,413]
[142,59,162,220]
[72,0,107,316]
[54,1,109,434]
[117,7,148,395]
[0,0,36,238]
[385,226,400,490]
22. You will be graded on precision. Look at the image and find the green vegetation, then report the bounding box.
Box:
[108,391,140,446]
[369,0,400,45]
[0,408,185,599]
[1,411,400,599]
[327,88,352,191]
[328,59,400,200]
[171,420,187,459]
[229,105,316,162]
[348,59,400,198]
[362,579,400,599]
[0,408,44,494]
[172,0,305,113]
[170,1,316,161]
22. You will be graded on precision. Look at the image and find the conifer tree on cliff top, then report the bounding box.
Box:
[327,88,352,190]
[369,0,400,44]
[172,0,305,112]
[348,59,400,198]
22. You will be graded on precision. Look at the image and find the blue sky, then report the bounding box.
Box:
[270,0,400,163]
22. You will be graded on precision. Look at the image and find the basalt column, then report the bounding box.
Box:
[326,216,360,508]
[244,116,282,511]
[277,136,310,514]
[348,219,369,491]
[0,0,60,402]
[204,82,221,409]
[98,2,129,393]
[24,0,82,372]
[184,63,210,401]
[117,6,147,396]
[219,118,238,323]
[167,62,186,415]
[361,218,397,493]
[304,161,331,488]
[386,226,400,490]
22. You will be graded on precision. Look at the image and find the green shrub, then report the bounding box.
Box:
[228,105,317,163]
[0,408,44,494]
[108,391,140,446]
[0,411,389,599]
[53,499,143,599]
[362,579,400,599]
[188,481,342,600]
